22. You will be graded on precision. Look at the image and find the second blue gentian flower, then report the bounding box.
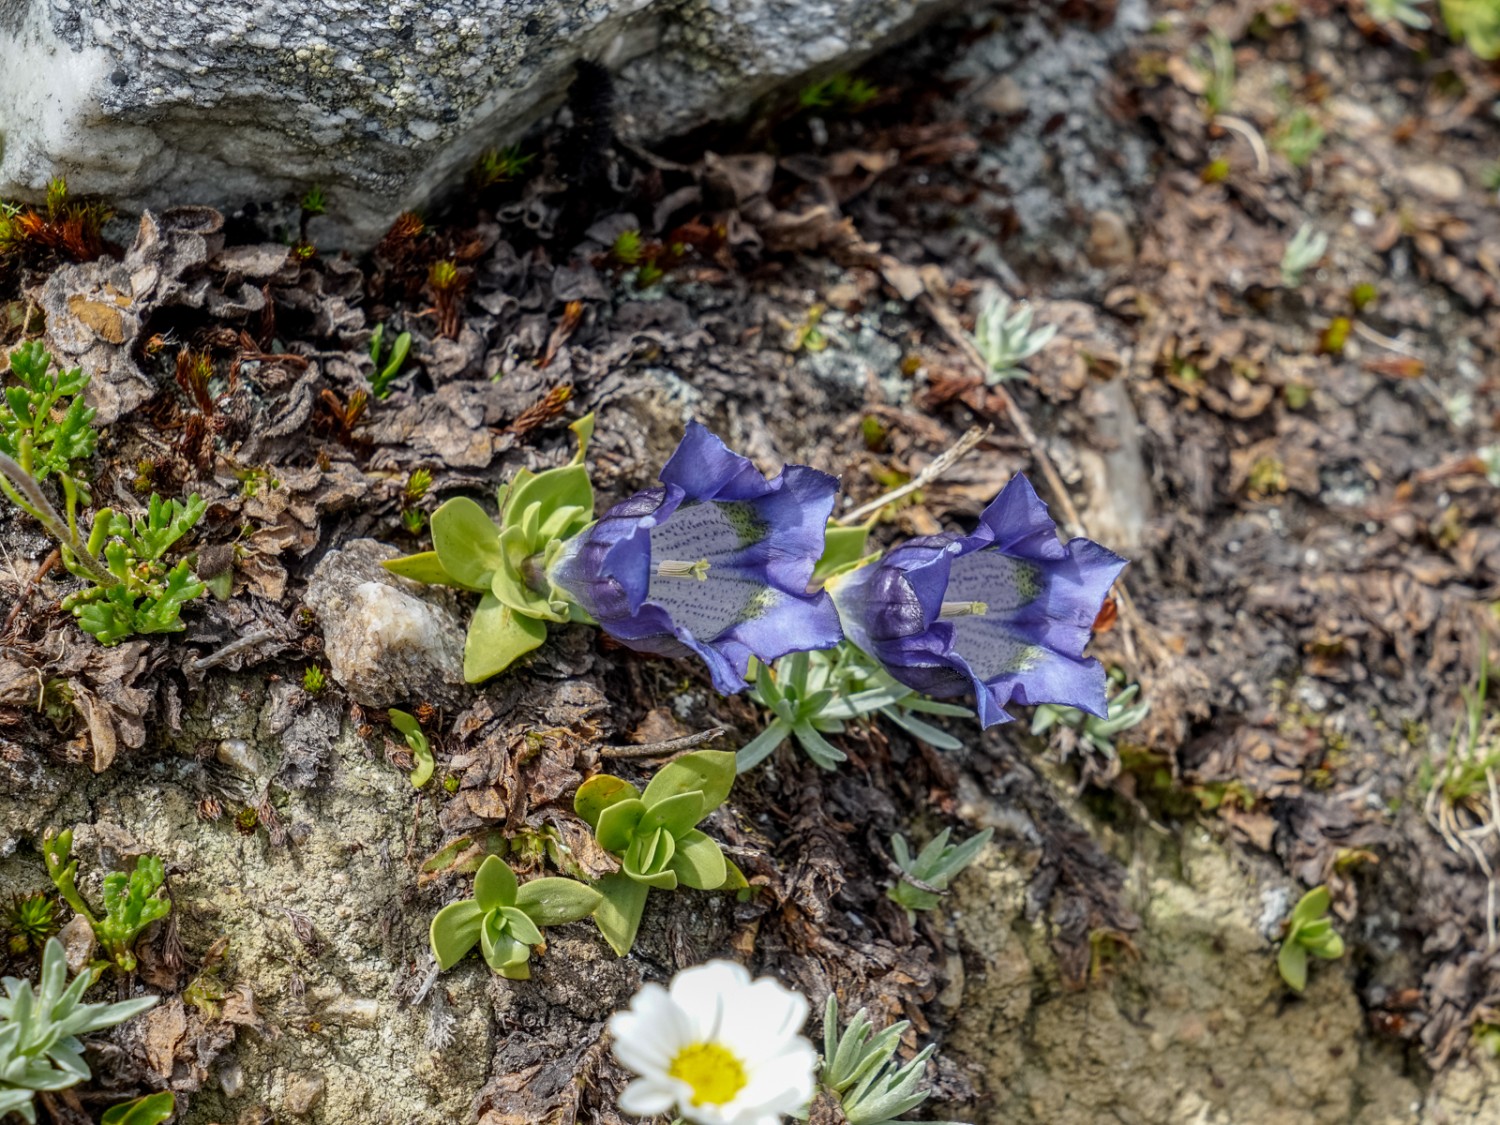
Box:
[551,422,843,694]
[830,474,1126,727]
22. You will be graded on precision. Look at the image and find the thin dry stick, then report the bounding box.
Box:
[836,425,990,526]
[601,726,727,760]
[189,628,280,671]
[1,546,59,635]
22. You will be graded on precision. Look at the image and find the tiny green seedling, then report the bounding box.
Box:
[887,828,994,920]
[610,229,643,267]
[2,892,58,956]
[472,145,534,189]
[388,709,434,788]
[429,856,601,979]
[1031,679,1151,756]
[574,750,741,956]
[741,644,974,771]
[302,665,326,694]
[1271,108,1325,168]
[971,290,1057,384]
[1368,0,1432,29]
[368,323,412,399]
[42,829,171,973]
[1194,30,1236,117]
[799,73,881,111]
[1276,885,1345,992]
[1281,223,1328,288]
[384,414,596,681]
[819,994,968,1125]
[1442,0,1500,57]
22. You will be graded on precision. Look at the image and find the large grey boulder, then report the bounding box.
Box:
[0,0,953,248]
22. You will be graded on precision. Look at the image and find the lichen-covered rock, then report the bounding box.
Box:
[303,538,468,709]
[0,0,958,247]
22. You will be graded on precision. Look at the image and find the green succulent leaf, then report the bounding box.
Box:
[382,550,458,586]
[1289,886,1330,928]
[623,829,678,889]
[639,790,706,838]
[463,594,548,682]
[1277,939,1309,992]
[641,750,736,813]
[472,856,518,913]
[480,912,532,976]
[513,877,604,926]
[431,497,506,591]
[812,520,875,584]
[574,774,639,829]
[592,872,650,957]
[430,900,485,970]
[100,1092,176,1125]
[595,798,648,855]
[669,829,729,891]
[499,905,544,946]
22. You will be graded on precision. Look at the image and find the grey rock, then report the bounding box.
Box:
[303,538,468,709]
[284,1073,327,1116]
[0,0,958,248]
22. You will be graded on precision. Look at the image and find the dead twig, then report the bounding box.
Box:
[2,547,60,635]
[837,425,991,526]
[601,726,727,760]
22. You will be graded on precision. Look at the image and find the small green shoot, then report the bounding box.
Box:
[1271,108,1325,168]
[1280,223,1328,287]
[302,666,326,694]
[819,995,968,1125]
[472,145,534,189]
[1194,31,1236,117]
[573,751,740,956]
[610,229,643,267]
[1441,0,1500,57]
[1031,679,1151,756]
[971,291,1057,384]
[299,185,327,217]
[887,828,994,920]
[2,893,58,957]
[429,856,601,979]
[41,829,170,974]
[1368,0,1432,28]
[800,73,881,111]
[368,323,412,399]
[389,709,434,788]
[1276,885,1345,992]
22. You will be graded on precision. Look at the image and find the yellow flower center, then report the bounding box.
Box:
[668,1041,747,1107]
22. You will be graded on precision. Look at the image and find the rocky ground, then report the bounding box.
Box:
[2,1,1499,1123]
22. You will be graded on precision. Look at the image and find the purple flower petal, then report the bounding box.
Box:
[832,474,1127,728]
[552,425,843,694]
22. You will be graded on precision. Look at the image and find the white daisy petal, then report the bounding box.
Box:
[617,1079,678,1115]
[610,960,816,1125]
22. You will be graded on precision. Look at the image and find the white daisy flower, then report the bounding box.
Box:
[609,960,818,1125]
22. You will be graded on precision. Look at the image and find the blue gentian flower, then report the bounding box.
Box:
[831,475,1127,727]
[552,422,843,694]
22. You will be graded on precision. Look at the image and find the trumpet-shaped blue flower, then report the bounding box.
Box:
[831,475,1126,727]
[551,422,843,694]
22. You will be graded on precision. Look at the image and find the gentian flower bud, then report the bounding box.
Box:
[552,422,843,694]
[831,474,1126,727]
